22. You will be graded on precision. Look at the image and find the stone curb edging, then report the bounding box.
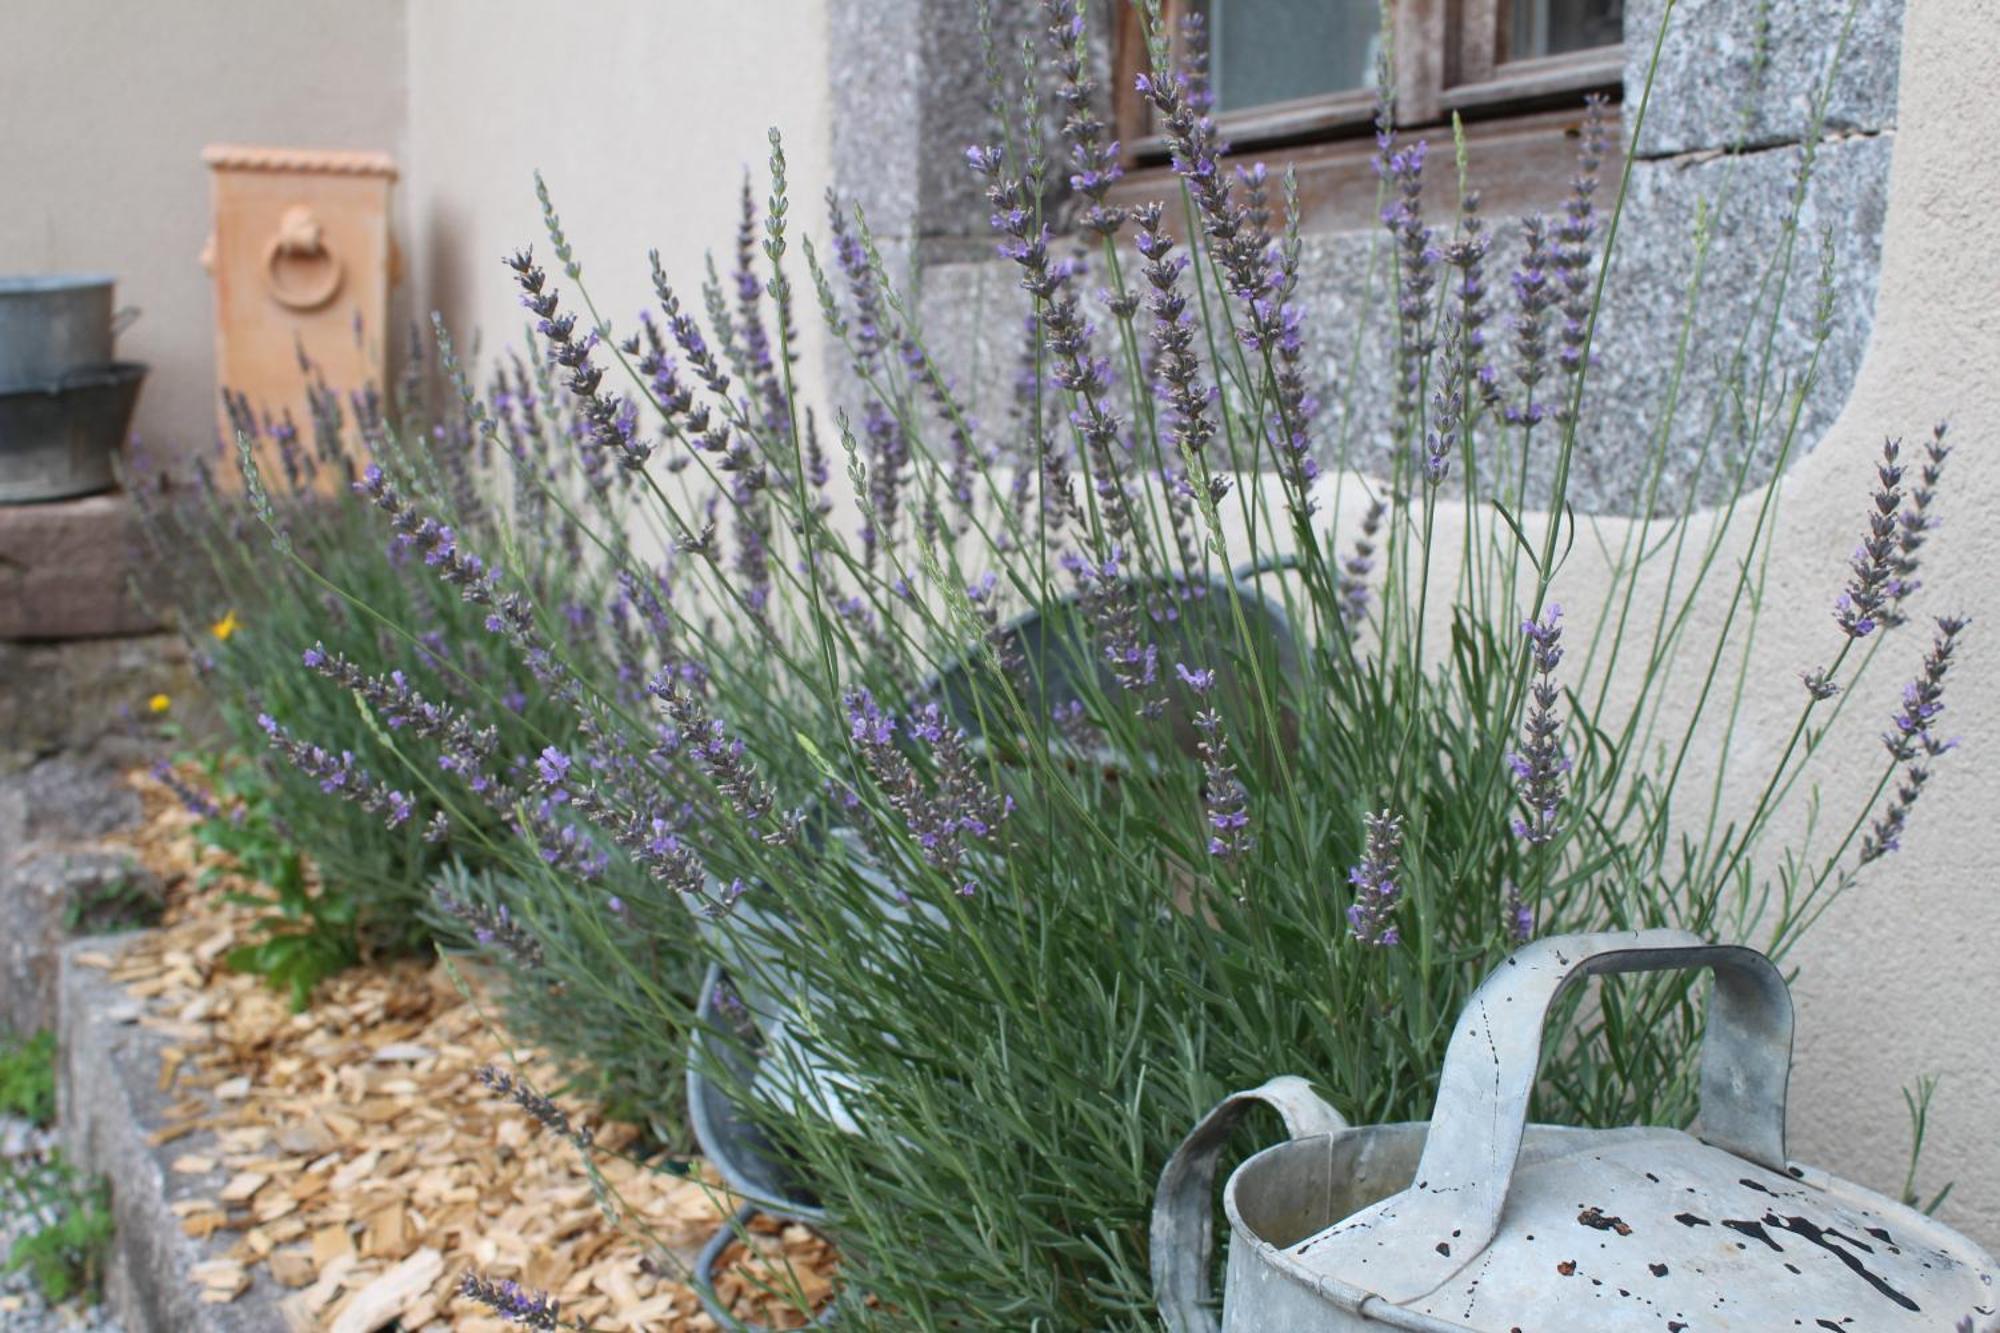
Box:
[58,934,287,1333]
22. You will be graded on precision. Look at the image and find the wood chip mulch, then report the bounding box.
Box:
[88,768,838,1331]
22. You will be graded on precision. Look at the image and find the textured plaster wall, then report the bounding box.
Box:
[1746,0,2000,1250]
[0,0,409,457]
[892,0,1903,517]
[1232,0,1995,1244]
[404,0,833,412]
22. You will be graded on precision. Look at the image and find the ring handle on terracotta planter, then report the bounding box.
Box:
[263,204,344,312]
[1360,928,1793,1306]
[1152,1075,1348,1333]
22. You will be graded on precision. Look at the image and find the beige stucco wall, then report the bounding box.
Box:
[0,0,409,456]
[1756,0,1999,1249]
[1247,0,1999,1244]
[404,1,833,408]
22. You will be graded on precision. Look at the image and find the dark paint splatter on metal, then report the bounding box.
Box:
[1722,1218,1784,1252]
[1767,1212,1921,1313]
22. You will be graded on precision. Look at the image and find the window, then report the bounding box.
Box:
[1108,0,1623,230]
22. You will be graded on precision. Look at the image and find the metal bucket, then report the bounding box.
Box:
[1154,930,2000,1331]
[0,363,147,503]
[0,275,139,389]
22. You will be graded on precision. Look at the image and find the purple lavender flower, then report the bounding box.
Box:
[1882,615,1967,763]
[1861,616,1968,864]
[1174,662,1216,694]
[256,713,414,831]
[1141,67,1320,502]
[1190,687,1251,860]
[301,643,500,793]
[477,1064,592,1149]
[354,467,539,646]
[651,672,798,845]
[148,761,220,820]
[1549,96,1610,420]
[1347,811,1405,947]
[1378,133,1438,434]
[1882,421,1951,628]
[845,687,1010,895]
[1134,202,1218,476]
[1506,215,1556,426]
[1509,604,1568,846]
[434,885,545,969]
[969,133,1147,556]
[1834,437,1907,639]
[1338,498,1388,625]
[1502,878,1535,944]
[1425,189,1494,481]
[536,746,571,790]
[459,1272,563,1329]
[1044,0,1125,237]
[505,230,646,473]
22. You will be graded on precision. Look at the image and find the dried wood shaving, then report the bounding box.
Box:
[99,768,840,1330]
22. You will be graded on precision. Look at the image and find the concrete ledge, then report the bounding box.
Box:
[1,757,150,1033]
[59,934,286,1333]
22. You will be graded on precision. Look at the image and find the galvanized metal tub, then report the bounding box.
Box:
[687,570,1304,1218]
[1155,930,2000,1331]
[0,362,146,503]
[683,571,1305,1327]
[0,274,138,389]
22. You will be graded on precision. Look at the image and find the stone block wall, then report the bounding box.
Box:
[825,0,1903,517]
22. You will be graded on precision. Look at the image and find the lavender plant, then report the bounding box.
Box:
[195,0,1969,1326]
[128,334,706,1048]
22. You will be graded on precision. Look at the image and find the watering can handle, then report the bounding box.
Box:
[1152,1075,1347,1333]
[1392,929,1793,1296]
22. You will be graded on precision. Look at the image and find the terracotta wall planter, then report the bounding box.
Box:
[201,145,395,490]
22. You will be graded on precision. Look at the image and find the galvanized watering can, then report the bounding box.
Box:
[1154,929,1999,1331]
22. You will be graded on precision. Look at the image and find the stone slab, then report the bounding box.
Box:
[0,633,199,776]
[60,934,287,1333]
[0,490,159,640]
[911,129,1891,518]
[1625,0,1904,159]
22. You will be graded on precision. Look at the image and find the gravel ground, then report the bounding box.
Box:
[0,1115,122,1333]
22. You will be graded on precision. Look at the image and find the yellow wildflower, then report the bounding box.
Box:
[148,693,171,714]
[211,609,241,641]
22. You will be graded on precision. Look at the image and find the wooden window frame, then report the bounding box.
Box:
[1108,0,1623,230]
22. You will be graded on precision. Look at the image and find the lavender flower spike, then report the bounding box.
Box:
[1509,603,1568,846]
[459,1272,563,1329]
[1861,615,1969,865]
[1347,811,1405,947]
[1502,878,1534,944]
[845,688,1009,895]
[1833,437,1906,639]
[1180,665,1251,859]
[256,712,415,831]
[477,1064,592,1149]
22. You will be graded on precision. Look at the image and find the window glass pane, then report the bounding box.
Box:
[1509,0,1623,59]
[1202,0,1381,113]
